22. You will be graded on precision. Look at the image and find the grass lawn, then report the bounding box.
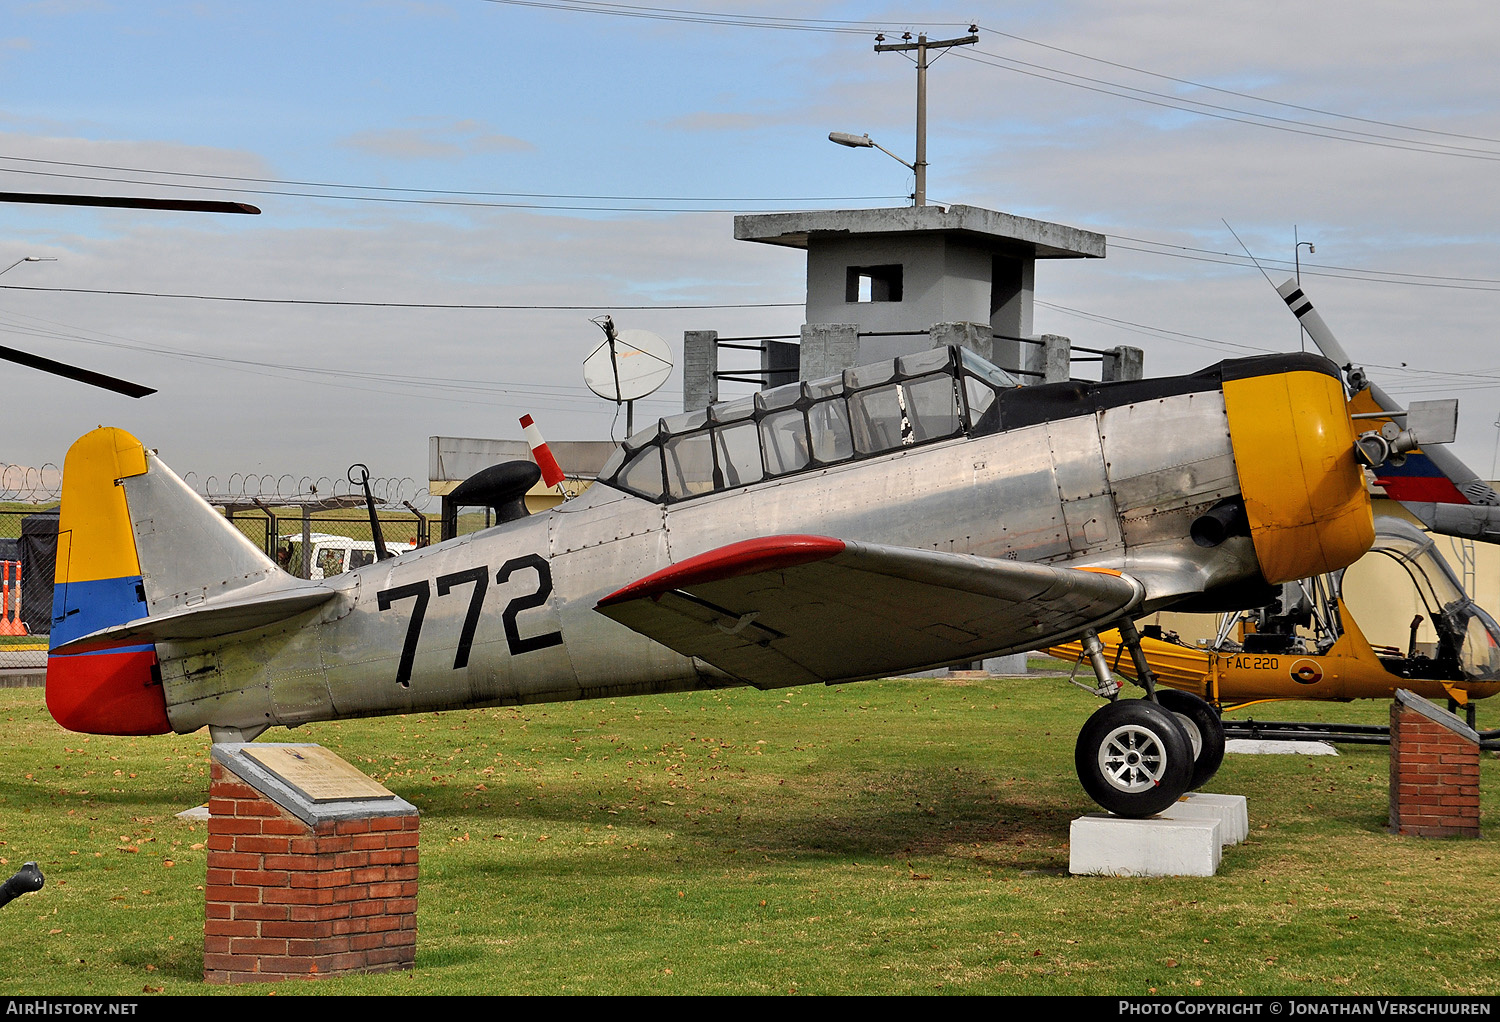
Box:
[2,669,1498,997]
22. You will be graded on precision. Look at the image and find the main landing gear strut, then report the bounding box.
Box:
[1068,620,1226,817]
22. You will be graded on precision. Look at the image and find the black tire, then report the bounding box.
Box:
[1075,699,1194,818]
[1155,688,1226,791]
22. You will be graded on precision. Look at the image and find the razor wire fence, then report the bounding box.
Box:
[0,457,443,669]
[0,452,566,672]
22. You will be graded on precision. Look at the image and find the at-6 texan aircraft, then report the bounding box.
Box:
[46,343,1407,817]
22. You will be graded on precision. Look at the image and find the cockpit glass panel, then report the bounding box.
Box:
[599,345,1013,503]
[1360,518,1500,682]
[804,378,841,401]
[849,384,906,455]
[965,376,997,423]
[760,408,811,475]
[903,372,963,443]
[664,430,717,500]
[621,419,662,452]
[960,348,1020,389]
[1373,531,1465,616]
[757,381,802,413]
[709,395,756,424]
[897,347,953,378]
[713,421,764,488]
[617,447,665,499]
[660,408,708,438]
[598,445,627,479]
[807,398,854,464]
[1458,609,1500,680]
[845,358,896,390]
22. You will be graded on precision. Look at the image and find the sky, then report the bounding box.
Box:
[2,0,1498,506]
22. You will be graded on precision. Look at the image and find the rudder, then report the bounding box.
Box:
[47,427,169,735]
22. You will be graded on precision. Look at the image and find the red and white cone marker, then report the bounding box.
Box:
[520,414,566,489]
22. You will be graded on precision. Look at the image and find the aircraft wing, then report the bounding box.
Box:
[595,535,1144,688]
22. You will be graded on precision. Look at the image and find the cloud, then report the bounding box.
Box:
[5,1,1500,484]
[339,118,533,161]
[662,112,767,134]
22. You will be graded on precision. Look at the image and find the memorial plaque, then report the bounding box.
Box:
[243,745,394,803]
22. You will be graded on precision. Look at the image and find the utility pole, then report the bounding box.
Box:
[874,27,978,206]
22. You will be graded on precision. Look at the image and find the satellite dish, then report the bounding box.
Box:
[583,317,672,436]
[583,320,672,402]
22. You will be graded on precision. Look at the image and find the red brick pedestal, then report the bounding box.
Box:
[205,744,420,983]
[1389,689,1481,838]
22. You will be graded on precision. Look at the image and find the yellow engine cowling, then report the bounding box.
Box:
[1222,360,1373,585]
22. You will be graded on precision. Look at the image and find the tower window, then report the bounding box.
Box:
[846,264,903,303]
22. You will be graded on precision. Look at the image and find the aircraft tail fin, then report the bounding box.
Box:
[46,427,298,735]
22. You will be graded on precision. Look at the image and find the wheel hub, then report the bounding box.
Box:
[1097,724,1168,793]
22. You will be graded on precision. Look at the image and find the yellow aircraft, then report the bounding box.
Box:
[1048,516,1500,713]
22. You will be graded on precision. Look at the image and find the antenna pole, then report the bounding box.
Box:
[875,28,977,206]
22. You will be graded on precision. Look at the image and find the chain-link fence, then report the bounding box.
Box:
[0,506,57,670]
[240,508,434,579]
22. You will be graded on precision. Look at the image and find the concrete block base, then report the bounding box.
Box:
[1161,793,1248,845]
[1069,811,1223,877]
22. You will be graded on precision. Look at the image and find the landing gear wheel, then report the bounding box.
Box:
[1075,699,1194,818]
[1155,689,1225,791]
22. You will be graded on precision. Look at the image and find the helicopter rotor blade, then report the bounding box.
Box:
[1,187,253,397]
[0,345,156,398]
[0,192,260,215]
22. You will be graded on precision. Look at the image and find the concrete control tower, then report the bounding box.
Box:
[683,204,1134,411]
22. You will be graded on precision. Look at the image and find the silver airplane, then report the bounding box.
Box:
[47,343,1383,817]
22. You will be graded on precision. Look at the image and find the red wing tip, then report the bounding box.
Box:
[597,535,846,608]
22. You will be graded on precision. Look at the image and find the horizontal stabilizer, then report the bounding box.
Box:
[596,535,1144,688]
[51,583,337,655]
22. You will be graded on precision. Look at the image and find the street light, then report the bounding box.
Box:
[0,255,57,277]
[1294,228,1315,351]
[1294,242,1315,284]
[828,131,918,202]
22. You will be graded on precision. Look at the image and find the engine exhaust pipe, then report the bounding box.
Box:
[1191,499,1250,548]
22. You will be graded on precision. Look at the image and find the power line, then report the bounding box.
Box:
[0,154,900,207]
[0,167,895,213]
[0,307,685,412]
[478,0,966,34]
[0,284,799,310]
[1108,242,1500,292]
[974,24,1500,148]
[478,4,1497,159]
[954,49,1500,162]
[1035,301,1273,356]
[1108,234,1500,285]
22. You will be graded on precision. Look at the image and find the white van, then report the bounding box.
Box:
[277,533,416,580]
